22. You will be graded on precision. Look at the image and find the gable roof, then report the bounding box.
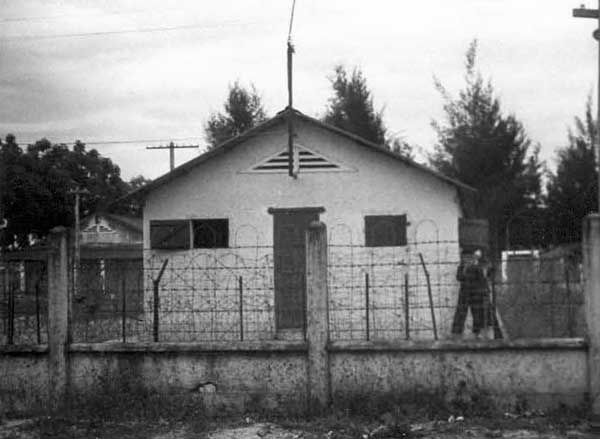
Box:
[120,107,475,202]
[82,212,142,233]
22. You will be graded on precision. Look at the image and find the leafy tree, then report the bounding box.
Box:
[204,81,267,149]
[1,136,131,248]
[128,174,152,190]
[323,65,414,159]
[430,40,542,252]
[389,137,415,160]
[323,65,387,146]
[546,97,598,243]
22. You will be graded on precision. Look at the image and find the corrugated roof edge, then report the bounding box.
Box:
[114,107,476,206]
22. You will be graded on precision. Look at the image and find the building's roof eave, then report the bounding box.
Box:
[115,107,475,205]
[291,110,475,193]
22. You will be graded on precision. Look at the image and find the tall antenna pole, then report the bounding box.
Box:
[287,0,297,178]
[146,142,199,171]
[287,40,295,178]
[574,1,600,212]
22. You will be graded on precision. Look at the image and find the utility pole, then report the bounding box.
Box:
[146,142,199,172]
[69,188,89,299]
[574,2,600,212]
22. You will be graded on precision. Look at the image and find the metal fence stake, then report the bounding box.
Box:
[122,267,127,344]
[565,263,574,337]
[365,272,370,341]
[418,253,437,340]
[152,259,169,342]
[404,272,410,340]
[35,281,41,344]
[490,262,502,339]
[239,276,244,341]
[8,279,14,345]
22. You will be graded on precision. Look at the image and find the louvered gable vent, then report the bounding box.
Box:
[248,145,349,173]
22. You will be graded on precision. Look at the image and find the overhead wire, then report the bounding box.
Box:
[1,19,260,42]
[0,9,147,23]
[13,127,294,148]
[14,136,202,147]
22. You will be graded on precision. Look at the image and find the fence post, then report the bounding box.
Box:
[583,214,600,427]
[7,272,14,345]
[365,273,370,341]
[122,264,127,344]
[305,221,330,410]
[152,259,168,342]
[47,226,70,411]
[238,276,244,341]
[418,253,438,340]
[404,273,410,340]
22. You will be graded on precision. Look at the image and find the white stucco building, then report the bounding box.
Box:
[133,108,475,342]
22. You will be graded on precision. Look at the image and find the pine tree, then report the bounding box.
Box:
[323,65,387,146]
[204,81,267,149]
[431,40,542,252]
[546,97,598,243]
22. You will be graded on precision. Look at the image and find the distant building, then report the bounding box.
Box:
[80,212,142,253]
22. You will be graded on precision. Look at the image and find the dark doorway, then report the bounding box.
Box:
[269,207,324,330]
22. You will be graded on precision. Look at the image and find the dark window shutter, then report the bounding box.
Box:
[192,219,229,248]
[150,220,190,249]
[365,215,407,247]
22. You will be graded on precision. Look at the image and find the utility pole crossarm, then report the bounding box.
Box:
[146,142,200,171]
[145,145,200,149]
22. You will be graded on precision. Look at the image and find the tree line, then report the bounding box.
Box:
[0,137,148,248]
[204,40,594,253]
[0,39,595,251]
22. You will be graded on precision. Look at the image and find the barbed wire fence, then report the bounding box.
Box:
[0,221,587,345]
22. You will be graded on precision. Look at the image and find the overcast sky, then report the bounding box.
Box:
[0,1,597,180]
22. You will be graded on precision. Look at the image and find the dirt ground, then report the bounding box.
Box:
[0,415,593,439]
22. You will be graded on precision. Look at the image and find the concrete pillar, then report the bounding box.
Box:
[305,221,331,410]
[47,226,70,410]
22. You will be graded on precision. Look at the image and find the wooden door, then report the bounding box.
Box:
[272,209,320,330]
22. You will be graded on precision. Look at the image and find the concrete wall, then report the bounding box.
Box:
[0,350,48,414]
[330,340,587,410]
[0,340,587,415]
[143,119,462,341]
[68,344,308,414]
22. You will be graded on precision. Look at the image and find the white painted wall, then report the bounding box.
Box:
[144,119,461,246]
[143,119,464,341]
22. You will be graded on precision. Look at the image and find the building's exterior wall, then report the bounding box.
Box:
[143,119,463,341]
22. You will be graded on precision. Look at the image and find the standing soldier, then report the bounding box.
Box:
[451,248,489,339]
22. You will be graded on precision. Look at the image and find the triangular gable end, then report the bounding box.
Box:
[244,144,354,174]
[82,217,116,234]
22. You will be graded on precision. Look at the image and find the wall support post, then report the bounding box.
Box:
[584,214,600,427]
[47,226,70,411]
[305,221,330,410]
